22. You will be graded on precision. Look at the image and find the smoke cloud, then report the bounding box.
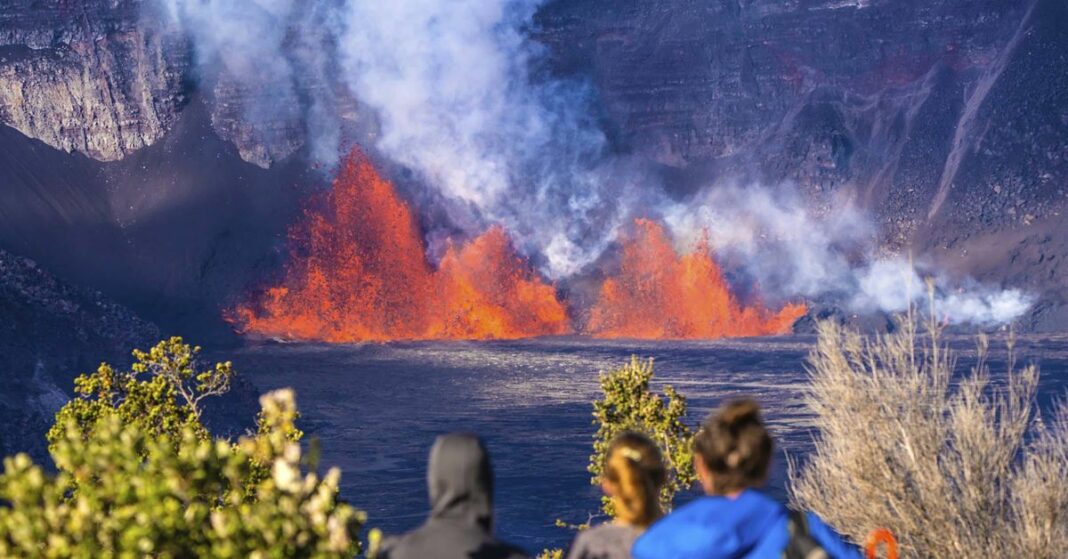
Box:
[662,184,1034,326]
[853,260,1034,326]
[336,0,633,278]
[160,0,341,165]
[159,0,1034,326]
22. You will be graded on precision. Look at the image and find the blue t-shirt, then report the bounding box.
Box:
[631,490,861,559]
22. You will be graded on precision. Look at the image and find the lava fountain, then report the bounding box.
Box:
[231,150,571,341]
[585,219,806,339]
[232,151,807,342]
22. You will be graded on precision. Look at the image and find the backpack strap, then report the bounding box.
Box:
[783,509,829,559]
[789,509,810,536]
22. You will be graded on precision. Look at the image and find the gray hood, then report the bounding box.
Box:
[427,432,494,532]
[378,433,528,559]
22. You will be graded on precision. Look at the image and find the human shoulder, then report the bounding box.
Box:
[583,522,642,538]
[631,497,736,559]
[633,492,792,559]
[567,522,641,559]
[664,491,781,522]
[742,508,863,559]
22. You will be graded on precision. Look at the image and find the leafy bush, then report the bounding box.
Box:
[791,317,1068,558]
[0,339,363,558]
[47,337,237,451]
[589,356,695,516]
[536,357,696,558]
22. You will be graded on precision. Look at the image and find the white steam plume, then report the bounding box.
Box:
[663,184,1034,326]
[159,0,1034,326]
[336,0,632,277]
[853,260,1034,326]
[160,0,341,165]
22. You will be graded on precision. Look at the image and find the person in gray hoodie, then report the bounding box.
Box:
[377,433,529,559]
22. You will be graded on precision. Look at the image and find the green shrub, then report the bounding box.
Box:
[0,338,363,558]
[47,337,238,452]
[539,357,696,557]
[0,389,362,558]
[589,356,695,516]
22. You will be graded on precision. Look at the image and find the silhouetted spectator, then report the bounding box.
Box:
[632,400,861,559]
[566,431,667,559]
[378,433,529,559]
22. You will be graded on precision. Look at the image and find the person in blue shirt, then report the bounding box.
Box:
[631,399,862,559]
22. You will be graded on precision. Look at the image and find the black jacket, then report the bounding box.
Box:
[378,433,529,559]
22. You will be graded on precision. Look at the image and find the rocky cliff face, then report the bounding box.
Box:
[0,0,311,168]
[0,0,189,161]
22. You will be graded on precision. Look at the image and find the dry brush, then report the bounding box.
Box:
[791,316,1068,558]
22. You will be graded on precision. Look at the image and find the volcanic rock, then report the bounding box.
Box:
[0,0,189,161]
[0,248,158,459]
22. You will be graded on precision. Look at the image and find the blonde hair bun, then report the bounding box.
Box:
[603,431,667,528]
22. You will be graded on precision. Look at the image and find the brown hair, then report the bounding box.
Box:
[693,399,773,494]
[603,431,667,527]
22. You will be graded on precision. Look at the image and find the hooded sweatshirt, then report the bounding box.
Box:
[631,490,861,559]
[378,433,530,559]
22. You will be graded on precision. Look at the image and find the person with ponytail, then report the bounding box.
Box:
[631,399,861,559]
[566,431,667,559]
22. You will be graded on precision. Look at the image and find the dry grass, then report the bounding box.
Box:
[790,314,1068,558]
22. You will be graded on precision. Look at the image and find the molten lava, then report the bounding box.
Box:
[585,219,806,339]
[233,151,807,342]
[231,151,570,341]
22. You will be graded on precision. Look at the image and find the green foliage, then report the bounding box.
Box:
[2,338,362,557]
[0,389,364,558]
[47,337,237,454]
[589,356,695,516]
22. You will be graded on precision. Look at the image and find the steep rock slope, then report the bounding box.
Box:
[0,248,158,459]
[0,0,315,168]
[0,0,188,161]
[536,0,1068,325]
[0,97,313,340]
[916,0,1068,329]
[0,246,262,459]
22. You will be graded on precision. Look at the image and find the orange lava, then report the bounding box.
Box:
[231,150,571,342]
[585,219,806,339]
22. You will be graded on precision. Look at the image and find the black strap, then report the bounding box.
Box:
[783,509,829,559]
[789,509,810,535]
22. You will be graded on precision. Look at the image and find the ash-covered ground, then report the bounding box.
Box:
[225,335,1068,552]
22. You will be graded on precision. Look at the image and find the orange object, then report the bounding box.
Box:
[865,529,898,559]
[585,219,806,339]
[231,149,570,341]
[231,149,809,342]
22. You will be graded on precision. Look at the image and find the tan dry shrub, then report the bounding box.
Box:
[790,316,1068,558]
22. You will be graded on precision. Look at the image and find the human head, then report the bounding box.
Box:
[602,431,667,528]
[693,399,773,495]
[428,433,494,531]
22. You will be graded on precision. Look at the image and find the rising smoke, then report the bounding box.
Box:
[160,0,1034,326]
[663,184,1034,326]
[160,0,342,164]
[336,0,635,278]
